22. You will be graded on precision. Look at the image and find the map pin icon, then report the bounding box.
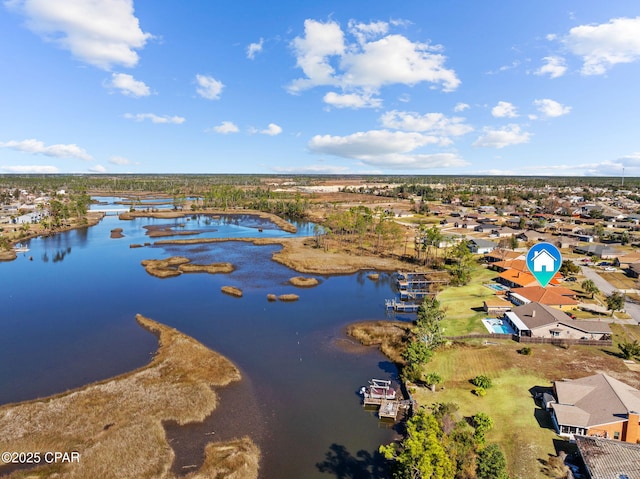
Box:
[526,242,562,288]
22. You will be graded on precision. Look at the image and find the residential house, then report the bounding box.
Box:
[574,244,619,259]
[467,238,498,254]
[614,251,640,268]
[503,302,610,340]
[574,435,640,479]
[627,263,640,279]
[508,286,579,310]
[483,249,523,264]
[550,373,640,443]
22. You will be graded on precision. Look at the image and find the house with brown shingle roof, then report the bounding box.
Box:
[575,435,640,479]
[550,373,640,443]
[503,302,611,340]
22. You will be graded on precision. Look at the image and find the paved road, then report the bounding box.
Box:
[580,265,640,325]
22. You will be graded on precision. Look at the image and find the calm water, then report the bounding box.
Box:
[0,201,405,478]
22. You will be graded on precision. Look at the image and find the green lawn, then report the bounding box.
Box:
[437,262,498,336]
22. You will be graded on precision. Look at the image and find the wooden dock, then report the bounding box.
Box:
[385,299,419,312]
[363,397,412,420]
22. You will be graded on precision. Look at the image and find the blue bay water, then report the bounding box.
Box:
[0,202,404,479]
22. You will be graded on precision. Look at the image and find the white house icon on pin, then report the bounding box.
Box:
[531,249,557,272]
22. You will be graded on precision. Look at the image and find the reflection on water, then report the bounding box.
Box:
[0,207,405,479]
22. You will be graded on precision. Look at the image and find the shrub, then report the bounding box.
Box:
[471,375,493,389]
[473,387,486,397]
[518,347,532,356]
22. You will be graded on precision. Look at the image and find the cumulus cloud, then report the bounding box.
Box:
[491,101,518,118]
[109,155,131,165]
[473,125,531,149]
[288,19,460,107]
[88,164,107,173]
[246,38,264,59]
[380,110,473,137]
[0,138,92,160]
[535,56,567,78]
[308,129,469,169]
[211,121,239,134]
[454,102,470,112]
[6,0,152,70]
[106,73,150,97]
[1,165,59,173]
[124,113,185,124]
[323,91,382,109]
[260,123,282,136]
[533,98,571,118]
[562,16,640,75]
[195,74,224,100]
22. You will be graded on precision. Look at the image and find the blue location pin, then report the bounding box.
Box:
[526,242,562,288]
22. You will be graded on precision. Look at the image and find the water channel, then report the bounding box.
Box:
[0,199,410,478]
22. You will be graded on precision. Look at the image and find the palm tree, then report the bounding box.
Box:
[581,279,599,299]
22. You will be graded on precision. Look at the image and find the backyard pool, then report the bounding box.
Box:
[485,283,510,292]
[482,318,516,335]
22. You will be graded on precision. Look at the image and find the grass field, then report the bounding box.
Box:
[412,337,640,479]
[437,263,498,336]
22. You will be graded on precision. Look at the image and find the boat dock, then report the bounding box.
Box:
[384,270,449,312]
[385,298,419,312]
[360,379,411,420]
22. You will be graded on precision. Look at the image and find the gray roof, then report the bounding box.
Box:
[575,435,640,479]
[469,238,498,248]
[553,373,640,429]
[510,302,573,329]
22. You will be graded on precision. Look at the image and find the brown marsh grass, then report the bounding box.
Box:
[221,286,243,297]
[288,276,319,287]
[141,257,234,278]
[0,314,258,479]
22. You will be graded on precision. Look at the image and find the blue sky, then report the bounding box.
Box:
[1,1,639,176]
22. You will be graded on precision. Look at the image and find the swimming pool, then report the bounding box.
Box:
[484,283,510,292]
[482,318,516,335]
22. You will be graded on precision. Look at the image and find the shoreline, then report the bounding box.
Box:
[0,211,105,262]
[0,314,259,479]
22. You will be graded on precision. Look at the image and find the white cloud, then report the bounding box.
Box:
[106,73,150,97]
[454,102,470,112]
[211,121,239,134]
[307,129,469,169]
[380,110,473,137]
[533,98,571,118]
[323,91,382,109]
[288,19,459,105]
[271,164,353,174]
[562,16,640,75]
[246,38,264,59]
[88,164,107,173]
[535,56,567,78]
[124,113,185,124]
[0,138,92,160]
[0,165,59,173]
[195,74,224,100]
[473,125,531,149]
[109,155,131,165]
[6,0,152,70]
[491,101,518,118]
[260,123,282,136]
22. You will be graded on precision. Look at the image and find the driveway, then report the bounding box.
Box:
[580,265,640,325]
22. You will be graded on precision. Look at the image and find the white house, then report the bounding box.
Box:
[531,249,557,273]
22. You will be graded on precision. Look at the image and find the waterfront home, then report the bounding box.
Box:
[507,286,578,310]
[503,302,610,340]
[550,373,640,442]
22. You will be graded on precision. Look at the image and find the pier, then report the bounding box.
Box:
[360,379,411,420]
[384,271,449,312]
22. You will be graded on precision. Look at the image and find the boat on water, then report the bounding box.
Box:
[359,379,397,400]
[13,244,29,253]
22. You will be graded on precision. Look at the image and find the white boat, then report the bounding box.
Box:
[13,244,29,253]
